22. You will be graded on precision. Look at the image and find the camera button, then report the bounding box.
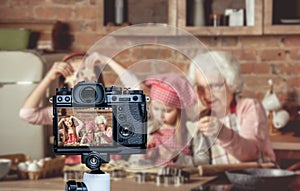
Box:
[118,113,126,121]
[112,96,117,101]
[123,89,130,95]
[118,106,123,111]
[133,96,138,101]
[57,96,63,102]
[65,96,71,102]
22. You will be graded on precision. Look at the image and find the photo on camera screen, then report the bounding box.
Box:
[57,107,113,147]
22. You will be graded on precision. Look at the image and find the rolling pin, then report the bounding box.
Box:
[182,162,276,176]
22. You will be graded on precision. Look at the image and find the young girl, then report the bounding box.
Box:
[80,121,95,145]
[145,73,198,166]
[58,115,83,145]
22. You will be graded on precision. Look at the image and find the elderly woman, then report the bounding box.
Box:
[176,51,275,166]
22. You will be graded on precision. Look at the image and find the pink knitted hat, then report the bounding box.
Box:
[85,121,94,131]
[145,74,197,109]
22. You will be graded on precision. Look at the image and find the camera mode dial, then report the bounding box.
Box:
[106,86,122,95]
[123,89,143,95]
[56,87,72,95]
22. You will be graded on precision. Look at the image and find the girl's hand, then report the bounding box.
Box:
[197,116,223,138]
[147,140,156,149]
[145,139,158,159]
[46,61,74,81]
[158,145,178,162]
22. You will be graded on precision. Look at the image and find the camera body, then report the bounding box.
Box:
[52,81,148,156]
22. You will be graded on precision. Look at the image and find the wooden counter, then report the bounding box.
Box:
[2,168,300,191]
[0,176,216,191]
[1,132,300,190]
[2,174,300,191]
[270,132,300,165]
[271,132,300,151]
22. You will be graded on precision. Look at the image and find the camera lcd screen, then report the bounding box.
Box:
[57,107,113,147]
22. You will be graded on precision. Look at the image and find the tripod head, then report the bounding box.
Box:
[81,152,110,173]
[65,152,111,191]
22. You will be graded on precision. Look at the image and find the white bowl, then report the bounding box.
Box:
[0,159,12,180]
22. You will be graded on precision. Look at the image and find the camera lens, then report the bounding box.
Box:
[65,181,87,191]
[119,124,133,137]
[80,87,97,103]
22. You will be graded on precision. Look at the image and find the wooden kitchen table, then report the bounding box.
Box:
[0,175,216,191]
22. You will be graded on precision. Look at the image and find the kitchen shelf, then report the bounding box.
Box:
[177,0,263,36]
[96,0,177,35]
[179,26,261,36]
[264,0,300,34]
[96,0,300,36]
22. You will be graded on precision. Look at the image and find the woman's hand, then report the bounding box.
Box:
[21,61,74,109]
[84,52,110,68]
[46,61,74,81]
[197,116,223,138]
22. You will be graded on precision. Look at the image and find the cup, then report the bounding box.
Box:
[262,93,281,111]
[209,14,223,27]
[273,109,290,129]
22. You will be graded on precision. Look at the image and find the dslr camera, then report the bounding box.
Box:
[52,81,148,169]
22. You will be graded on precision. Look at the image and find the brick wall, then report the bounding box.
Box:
[200,36,300,108]
[1,0,300,114]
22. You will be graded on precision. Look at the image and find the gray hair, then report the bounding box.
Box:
[94,115,107,125]
[189,50,244,95]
